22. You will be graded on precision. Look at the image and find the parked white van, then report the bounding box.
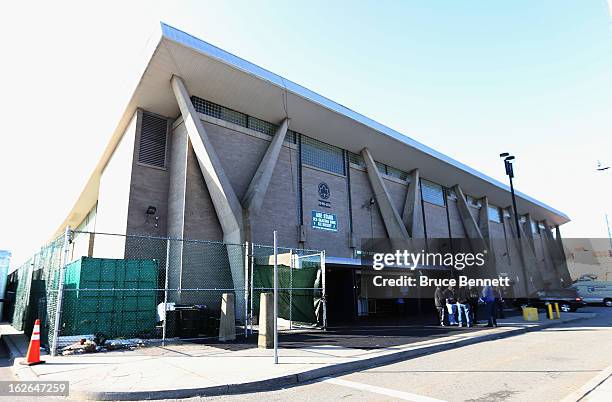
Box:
[572,276,612,307]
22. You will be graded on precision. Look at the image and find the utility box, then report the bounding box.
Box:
[60,257,159,338]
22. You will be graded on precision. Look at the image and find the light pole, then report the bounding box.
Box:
[500,153,521,239]
[500,153,529,296]
[596,161,612,253]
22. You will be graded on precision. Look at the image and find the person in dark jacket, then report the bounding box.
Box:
[434,286,446,326]
[495,286,506,319]
[443,285,458,325]
[481,285,498,327]
[455,285,472,327]
[469,285,480,325]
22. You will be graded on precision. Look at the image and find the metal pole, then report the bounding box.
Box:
[605,214,612,254]
[321,250,327,330]
[250,243,254,335]
[509,176,521,239]
[289,249,293,330]
[273,231,279,364]
[505,159,529,296]
[162,239,170,346]
[244,242,249,339]
[51,226,71,357]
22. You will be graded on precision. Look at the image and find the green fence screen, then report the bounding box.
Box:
[253,264,320,324]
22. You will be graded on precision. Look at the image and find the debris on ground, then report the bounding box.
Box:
[61,339,97,355]
[59,335,146,355]
[103,338,146,351]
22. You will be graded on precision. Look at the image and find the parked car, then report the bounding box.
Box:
[513,288,586,312]
[571,277,612,307]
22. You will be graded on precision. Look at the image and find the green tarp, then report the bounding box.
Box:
[253,264,321,324]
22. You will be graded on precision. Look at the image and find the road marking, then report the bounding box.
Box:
[322,377,447,402]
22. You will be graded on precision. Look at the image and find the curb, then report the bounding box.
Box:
[6,314,596,401]
[559,364,612,402]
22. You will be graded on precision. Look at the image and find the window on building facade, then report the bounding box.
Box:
[301,135,345,175]
[421,179,445,206]
[488,205,502,223]
[531,219,538,234]
[191,96,247,127]
[386,166,409,181]
[348,152,366,167]
[286,130,297,144]
[247,116,277,136]
[466,195,482,208]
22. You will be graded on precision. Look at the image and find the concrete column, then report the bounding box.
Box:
[166,122,189,297]
[402,169,422,237]
[258,292,274,348]
[242,119,290,241]
[218,293,236,341]
[361,148,409,240]
[171,75,244,240]
[171,75,245,313]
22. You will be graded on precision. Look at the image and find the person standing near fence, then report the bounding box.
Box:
[434,286,446,326]
[455,285,472,327]
[481,285,497,327]
[443,285,458,325]
[469,285,480,325]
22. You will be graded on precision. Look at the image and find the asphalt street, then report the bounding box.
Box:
[195,307,612,402]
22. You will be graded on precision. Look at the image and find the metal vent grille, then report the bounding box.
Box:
[139,113,168,168]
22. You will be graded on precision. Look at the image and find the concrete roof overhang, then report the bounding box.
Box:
[51,23,569,240]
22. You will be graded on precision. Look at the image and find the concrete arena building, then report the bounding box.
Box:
[54,23,571,323]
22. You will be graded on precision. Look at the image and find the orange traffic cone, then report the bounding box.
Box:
[21,319,45,366]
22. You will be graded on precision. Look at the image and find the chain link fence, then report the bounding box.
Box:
[5,230,324,356]
[248,244,326,334]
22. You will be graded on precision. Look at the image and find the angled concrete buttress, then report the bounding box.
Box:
[506,208,545,293]
[402,169,422,237]
[476,195,498,276]
[452,185,488,253]
[542,223,572,288]
[452,185,499,278]
[171,75,246,313]
[523,213,536,254]
[555,226,573,287]
[478,196,492,244]
[361,148,410,241]
[242,118,289,241]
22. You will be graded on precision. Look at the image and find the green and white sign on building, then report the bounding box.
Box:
[311,210,338,232]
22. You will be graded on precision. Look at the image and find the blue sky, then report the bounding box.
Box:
[1,1,612,265]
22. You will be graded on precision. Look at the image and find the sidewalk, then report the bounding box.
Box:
[0,313,595,401]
